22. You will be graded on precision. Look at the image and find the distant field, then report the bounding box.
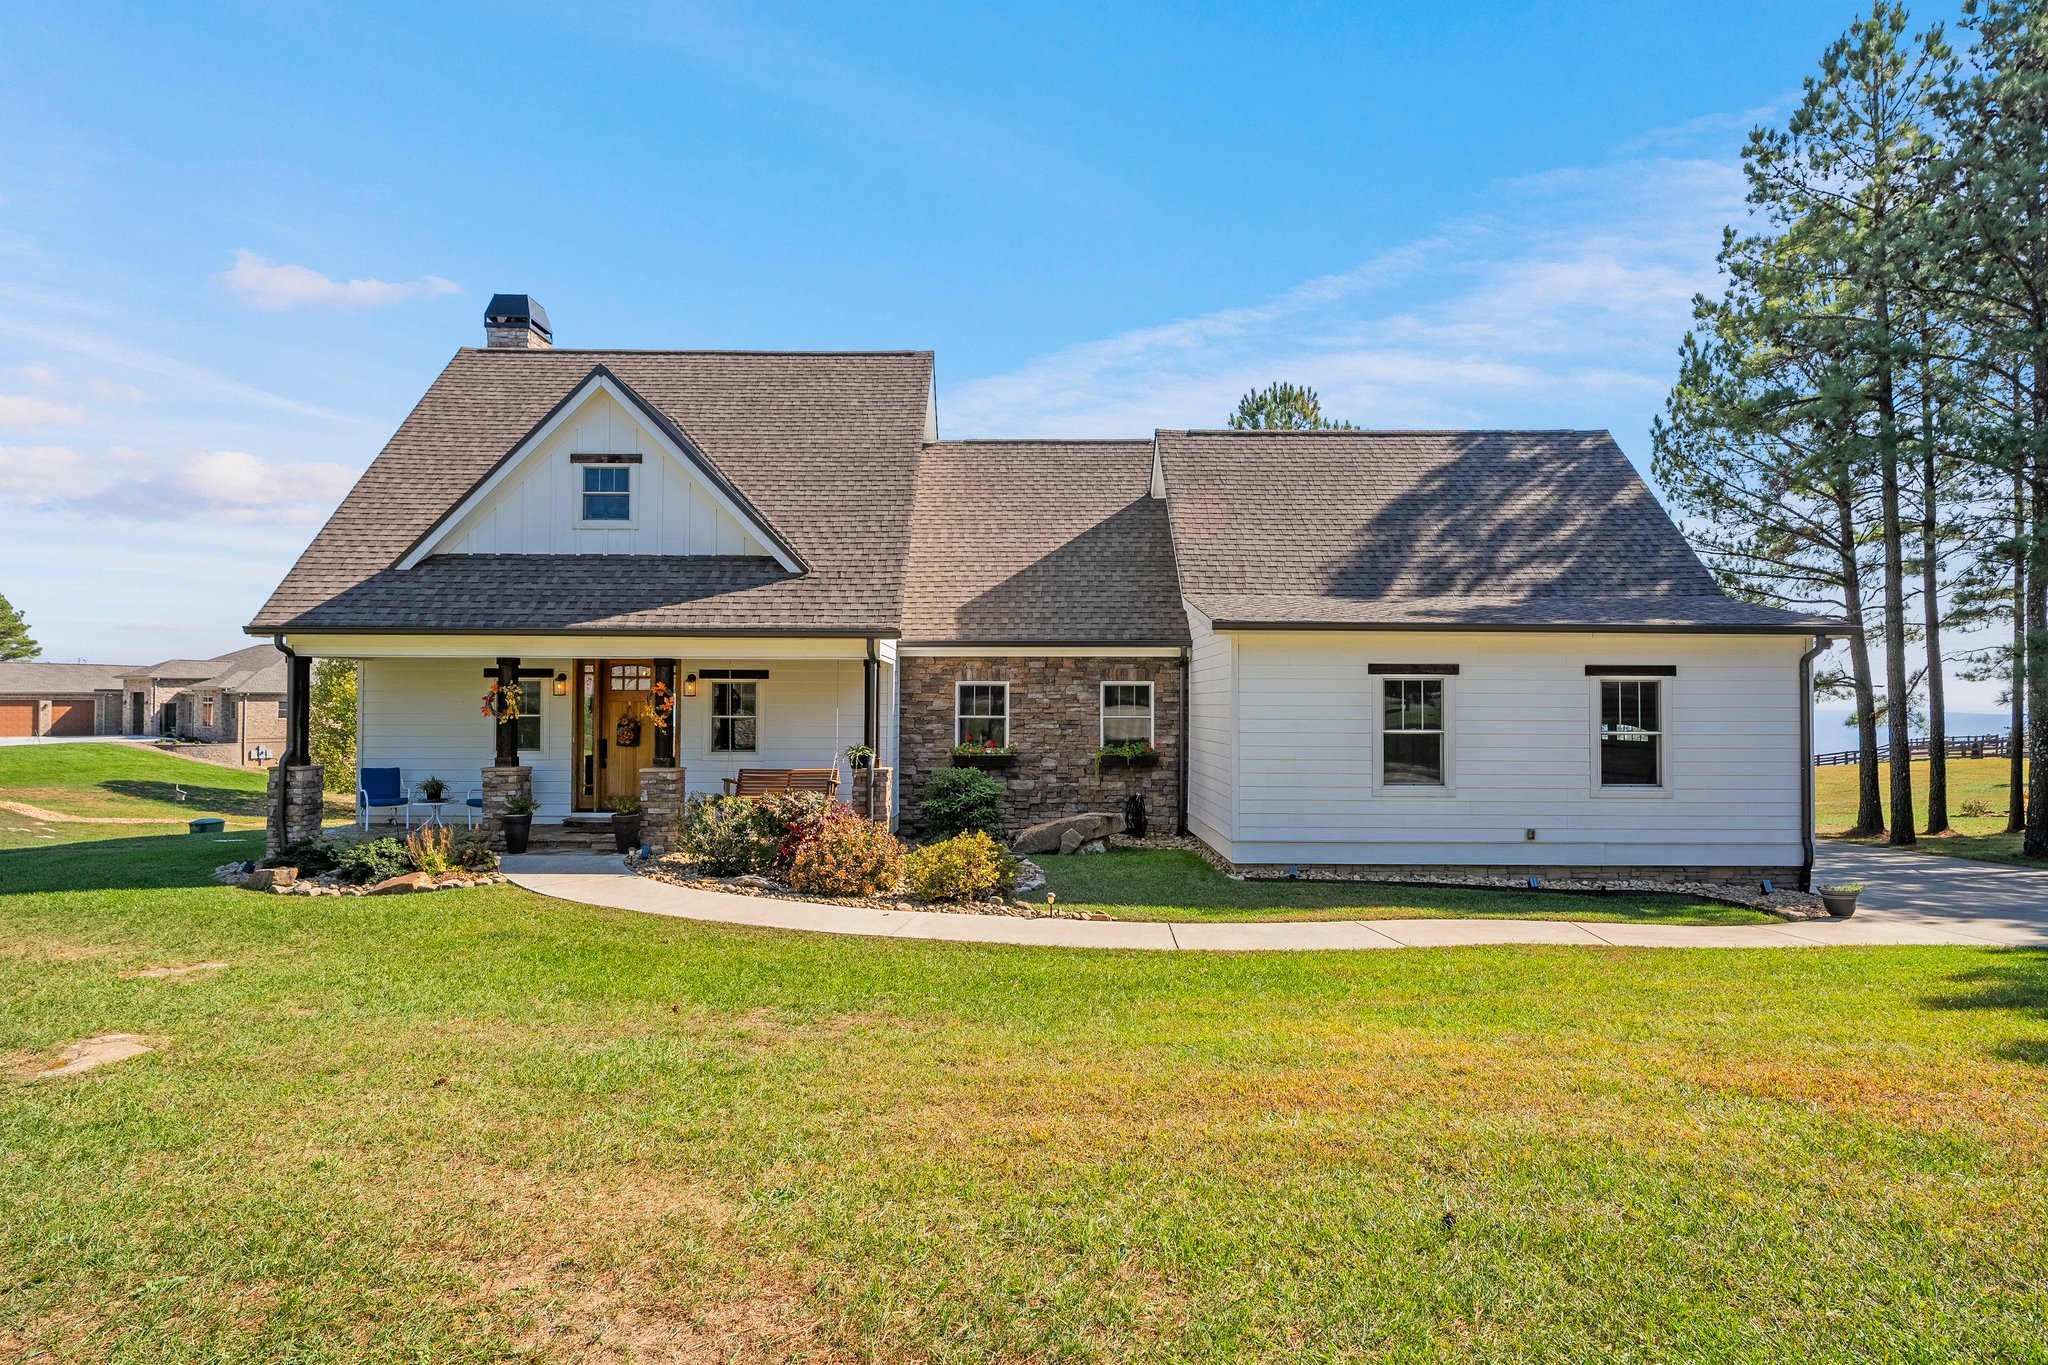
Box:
[1815,756,2039,866]
[0,745,346,851]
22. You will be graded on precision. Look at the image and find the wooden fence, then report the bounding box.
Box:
[1813,733,2022,767]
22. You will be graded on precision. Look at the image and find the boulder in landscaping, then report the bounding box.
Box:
[1013,812,1123,856]
[248,866,296,892]
[368,872,434,895]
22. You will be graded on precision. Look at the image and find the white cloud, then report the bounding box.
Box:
[87,375,149,402]
[20,362,58,386]
[941,157,1752,442]
[0,393,85,427]
[0,443,355,524]
[217,250,463,311]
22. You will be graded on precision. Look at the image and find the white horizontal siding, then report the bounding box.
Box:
[1184,603,1235,844]
[434,390,771,558]
[1215,631,1808,869]
[360,656,870,819]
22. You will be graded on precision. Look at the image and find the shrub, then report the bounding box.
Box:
[919,766,1004,839]
[905,830,1013,902]
[262,838,340,875]
[786,812,906,896]
[752,791,835,867]
[677,795,764,875]
[406,826,453,876]
[1959,797,1994,819]
[337,836,412,884]
[607,794,642,816]
[451,828,499,872]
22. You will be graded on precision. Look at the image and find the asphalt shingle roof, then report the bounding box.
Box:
[1157,429,1836,633]
[902,441,1188,646]
[250,349,933,635]
[0,662,135,696]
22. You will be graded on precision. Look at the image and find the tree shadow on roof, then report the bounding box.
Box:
[948,499,1187,643]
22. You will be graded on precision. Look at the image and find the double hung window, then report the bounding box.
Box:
[1380,678,1446,786]
[956,683,1008,749]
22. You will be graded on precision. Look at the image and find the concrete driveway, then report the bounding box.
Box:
[1812,843,2048,946]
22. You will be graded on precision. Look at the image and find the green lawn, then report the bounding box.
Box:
[4,831,2047,1361]
[1815,756,2043,867]
[0,745,354,852]
[1030,850,1771,925]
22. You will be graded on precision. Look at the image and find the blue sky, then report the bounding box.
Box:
[0,0,1986,710]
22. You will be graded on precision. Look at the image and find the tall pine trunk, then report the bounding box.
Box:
[1876,289,1916,844]
[1838,485,1885,833]
[2028,333,2048,859]
[1920,369,1949,833]
[2010,442,2028,834]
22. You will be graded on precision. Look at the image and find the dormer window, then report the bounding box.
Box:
[581,465,631,521]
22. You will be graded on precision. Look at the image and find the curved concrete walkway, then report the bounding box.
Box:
[504,851,2048,951]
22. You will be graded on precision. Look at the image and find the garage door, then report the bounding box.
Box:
[0,701,33,737]
[47,699,93,736]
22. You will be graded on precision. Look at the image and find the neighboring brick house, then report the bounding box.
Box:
[0,662,133,737]
[119,645,289,760]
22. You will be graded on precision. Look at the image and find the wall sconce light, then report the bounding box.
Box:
[552,672,569,696]
[682,672,699,697]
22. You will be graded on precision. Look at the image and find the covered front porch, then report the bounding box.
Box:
[267,633,898,850]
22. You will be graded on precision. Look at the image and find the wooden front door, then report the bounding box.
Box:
[598,661,654,806]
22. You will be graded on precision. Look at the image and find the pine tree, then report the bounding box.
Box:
[0,592,40,661]
[1227,382,1355,430]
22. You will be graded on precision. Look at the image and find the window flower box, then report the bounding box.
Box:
[952,751,1019,771]
[1094,752,1161,771]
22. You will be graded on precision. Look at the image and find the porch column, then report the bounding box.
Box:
[284,649,312,765]
[653,659,677,767]
[492,656,521,767]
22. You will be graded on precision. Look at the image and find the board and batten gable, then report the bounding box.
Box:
[416,386,778,560]
[1193,629,1809,873]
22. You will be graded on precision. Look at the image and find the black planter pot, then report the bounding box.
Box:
[611,813,643,854]
[1096,754,1161,771]
[952,754,1018,771]
[1819,890,1859,918]
[500,814,532,855]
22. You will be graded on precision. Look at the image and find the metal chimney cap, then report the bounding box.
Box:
[483,294,551,341]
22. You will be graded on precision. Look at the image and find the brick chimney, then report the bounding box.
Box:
[484,294,552,349]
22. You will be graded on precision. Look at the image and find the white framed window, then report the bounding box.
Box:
[956,682,1008,749]
[1379,676,1448,789]
[1100,682,1154,746]
[516,679,544,753]
[579,465,632,523]
[711,680,758,752]
[1596,678,1665,789]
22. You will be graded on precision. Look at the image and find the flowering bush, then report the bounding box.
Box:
[786,811,906,896]
[952,738,1018,757]
[904,830,1016,902]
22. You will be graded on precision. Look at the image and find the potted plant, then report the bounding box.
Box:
[608,794,644,854]
[418,775,449,804]
[952,739,1018,770]
[845,743,875,771]
[1092,740,1160,772]
[499,792,538,854]
[1817,882,1862,918]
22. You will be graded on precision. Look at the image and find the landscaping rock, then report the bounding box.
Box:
[1059,829,1084,855]
[247,866,296,892]
[1010,858,1047,895]
[1074,838,1107,855]
[367,872,433,895]
[1013,812,1124,856]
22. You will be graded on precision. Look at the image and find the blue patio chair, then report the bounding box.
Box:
[464,785,484,829]
[356,767,410,832]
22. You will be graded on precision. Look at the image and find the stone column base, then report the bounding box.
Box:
[267,763,326,855]
[638,766,687,853]
[850,765,894,827]
[481,766,532,850]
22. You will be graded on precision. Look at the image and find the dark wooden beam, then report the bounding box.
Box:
[653,660,677,768]
[284,651,312,765]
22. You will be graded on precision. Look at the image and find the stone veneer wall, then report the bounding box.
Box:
[899,655,1182,835]
[637,766,688,854]
[267,763,326,855]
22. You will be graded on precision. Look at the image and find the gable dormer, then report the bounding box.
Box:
[399,366,803,571]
